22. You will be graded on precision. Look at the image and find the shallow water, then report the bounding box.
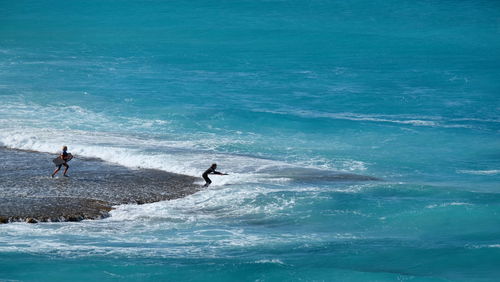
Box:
[1,0,499,280]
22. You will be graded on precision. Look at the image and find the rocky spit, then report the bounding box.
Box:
[0,147,200,223]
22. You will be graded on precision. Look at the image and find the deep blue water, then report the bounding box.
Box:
[1,0,499,280]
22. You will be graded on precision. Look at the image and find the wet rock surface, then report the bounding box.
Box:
[0,147,201,223]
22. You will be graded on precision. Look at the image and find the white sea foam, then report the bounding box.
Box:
[0,182,340,258]
[0,129,263,183]
[0,130,367,187]
[295,157,368,172]
[109,184,297,223]
[425,202,473,209]
[457,170,500,175]
[466,244,500,249]
[1,101,372,185]
[252,109,483,129]
[254,259,286,265]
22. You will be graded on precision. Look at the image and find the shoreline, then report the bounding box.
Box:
[0,147,201,223]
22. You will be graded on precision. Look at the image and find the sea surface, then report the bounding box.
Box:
[1,0,500,281]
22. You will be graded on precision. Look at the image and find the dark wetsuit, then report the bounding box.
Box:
[57,150,69,169]
[202,167,221,186]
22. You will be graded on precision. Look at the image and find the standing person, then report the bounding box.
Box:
[51,146,72,178]
[202,163,228,187]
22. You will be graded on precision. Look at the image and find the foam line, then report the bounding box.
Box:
[0,127,371,186]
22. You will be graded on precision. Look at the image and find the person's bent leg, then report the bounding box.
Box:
[63,163,69,176]
[52,165,62,178]
[203,174,212,187]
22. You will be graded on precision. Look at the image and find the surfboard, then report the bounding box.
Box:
[52,153,73,165]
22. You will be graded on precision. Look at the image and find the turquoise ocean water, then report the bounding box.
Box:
[1,0,500,280]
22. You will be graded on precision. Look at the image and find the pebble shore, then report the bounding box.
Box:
[0,147,200,223]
